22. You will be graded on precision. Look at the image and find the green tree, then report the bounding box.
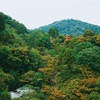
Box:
[84,30,95,37]
[0,12,5,32]
[0,46,11,69]
[73,42,94,58]
[0,46,41,73]
[1,91,11,100]
[0,46,27,73]
[29,48,42,71]
[20,70,43,88]
[0,70,14,93]
[27,30,44,48]
[48,28,59,38]
[57,34,65,43]
[58,47,74,65]
[76,46,100,72]
[37,35,51,49]
[89,92,100,100]
[6,20,28,35]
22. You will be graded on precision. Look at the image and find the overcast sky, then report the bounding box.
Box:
[0,0,100,29]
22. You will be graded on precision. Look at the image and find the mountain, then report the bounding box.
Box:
[36,19,100,36]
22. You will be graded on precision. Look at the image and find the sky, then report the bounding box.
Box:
[0,0,100,29]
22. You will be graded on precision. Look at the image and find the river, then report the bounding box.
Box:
[10,87,34,99]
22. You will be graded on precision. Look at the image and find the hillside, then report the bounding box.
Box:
[1,12,28,34]
[37,19,100,36]
[0,12,100,100]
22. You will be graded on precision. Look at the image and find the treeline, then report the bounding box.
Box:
[0,12,100,100]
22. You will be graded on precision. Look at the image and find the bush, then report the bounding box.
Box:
[89,92,100,100]
[1,91,11,100]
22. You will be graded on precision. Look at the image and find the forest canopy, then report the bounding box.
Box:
[0,12,100,100]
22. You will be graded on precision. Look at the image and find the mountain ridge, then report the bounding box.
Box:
[35,19,100,36]
[1,12,100,36]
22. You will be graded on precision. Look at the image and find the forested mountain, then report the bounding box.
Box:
[0,12,100,100]
[36,19,100,36]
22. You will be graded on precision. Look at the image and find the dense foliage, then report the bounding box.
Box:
[0,12,5,32]
[0,12,100,100]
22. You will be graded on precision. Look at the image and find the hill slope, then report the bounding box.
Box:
[37,19,100,36]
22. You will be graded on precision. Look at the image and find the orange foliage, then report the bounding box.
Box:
[61,77,98,100]
[42,55,55,68]
[75,36,86,44]
[42,86,66,100]
[96,34,100,45]
[50,88,66,100]
[39,68,53,73]
[80,78,97,88]
[80,66,95,78]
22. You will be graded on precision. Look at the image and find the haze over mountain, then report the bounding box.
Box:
[36,19,100,36]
